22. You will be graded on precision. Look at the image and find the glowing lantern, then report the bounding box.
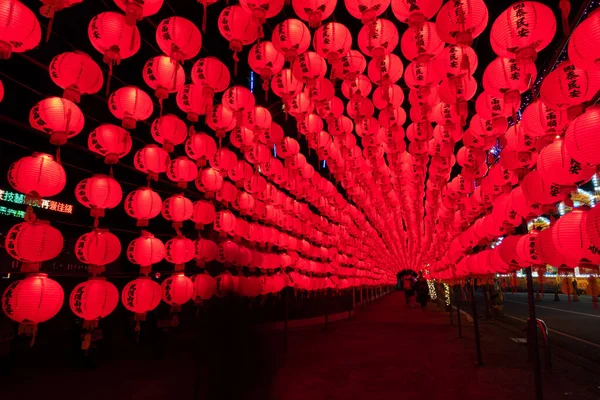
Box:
[191,200,216,229]
[211,147,238,175]
[239,0,285,39]
[435,0,488,46]
[569,9,600,72]
[150,114,187,152]
[537,139,594,186]
[192,274,216,300]
[121,277,161,315]
[215,272,235,296]
[368,54,404,89]
[214,210,236,237]
[521,100,568,141]
[49,51,103,103]
[291,0,336,28]
[108,86,153,129]
[8,153,66,199]
[541,60,600,120]
[88,124,132,164]
[124,187,162,226]
[127,231,165,270]
[341,75,372,101]
[207,104,237,140]
[195,167,224,196]
[551,210,588,267]
[166,157,197,189]
[222,85,256,124]
[142,56,185,109]
[564,106,600,166]
[482,57,536,104]
[161,273,193,306]
[5,220,63,267]
[69,278,119,323]
[271,68,304,107]
[218,6,259,70]
[335,50,367,82]
[134,144,170,180]
[391,0,441,28]
[248,41,285,91]
[0,0,41,59]
[186,131,217,167]
[271,18,311,61]
[490,1,556,61]
[165,236,195,267]
[344,0,390,25]
[400,21,444,61]
[75,175,123,218]
[161,194,193,227]
[435,44,478,78]
[75,230,121,267]
[243,105,272,137]
[156,16,201,61]
[292,51,328,87]
[176,83,210,123]
[191,56,230,109]
[195,238,218,266]
[114,0,163,25]
[2,273,64,335]
[358,18,398,59]
[313,22,352,65]
[88,12,141,80]
[29,97,84,145]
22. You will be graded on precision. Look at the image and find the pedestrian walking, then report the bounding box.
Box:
[403,274,415,307]
[415,272,429,311]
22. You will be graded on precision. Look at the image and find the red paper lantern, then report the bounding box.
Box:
[392,0,441,27]
[75,175,122,217]
[88,12,141,67]
[29,97,85,145]
[222,85,256,124]
[165,236,195,266]
[150,114,187,152]
[88,124,132,164]
[124,187,162,226]
[551,210,588,267]
[569,8,600,72]
[185,131,217,167]
[134,144,170,180]
[191,200,216,229]
[214,210,237,236]
[358,18,398,59]
[2,274,63,328]
[218,5,259,65]
[49,52,103,103]
[271,18,311,61]
[127,231,165,268]
[161,273,193,305]
[108,86,153,129]
[75,229,121,266]
[8,153,66,199]
[176,83,209,122]
[292,51,328,88]
[142,56,185,107]
[248,41,285,90]
[344,0,390,25]
[69,278,119,321]
[435,0,488,46]
[243,105,272,137]
[313,22,352,64]
[191,56,230,110]
[537,139,594,186]
[521,99,568,141]
[239,0,284,39]
[0,0,41,59]
[206,104,236,139]
[490,1,556,61]
[156,16,201,61]
[291,0,336,28]
[564,105,600,166]
[121,277,161,314]
[271,68,304,106]
[195,167,224,196]
[335,50,367,82]
[166,157,197,188]
[438,75,477,105]
[191,274,216,300]
[161,194,193,227]
[400,21,444,61]
[195,238,218,266]
[483,57,536,103]
[214,272,235,296]
[114,0,163,25]
[5,220,63,265]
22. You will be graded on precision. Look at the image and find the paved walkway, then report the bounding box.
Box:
[269,292,599,400]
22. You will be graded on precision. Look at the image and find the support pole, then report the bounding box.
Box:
[360,286,364,308]
[283,287,289,353]
[449,286,454,325]
[470,282,483,365]
[456,285,462,338]
[324,289,329,332]
[526,267,543,400]
[350,287,355,319]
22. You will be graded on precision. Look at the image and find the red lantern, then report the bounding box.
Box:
[5,220,63,266]
[551,210,588,267]
[211,147,238,175]
[69,278,119,322]
[49,52,103,103]
[292,51,328,86]
[8,153,66,199]
[521,100,568,141]
[400,21,444,61]
[564,105,600,166]
[344,0,390,25]
[248,41,284,92]
[368,54,404,88]
[214,210,237,237]
[150,114,187,152]
[392,0,441,28]
[271,18,311,61]
[195,238,218,266]
[435,0,488,46]
[134,144,170,180]
[2,274,64,333]
[185,131,217,167]
[0,0,41,59]
[29,97,84,145]
[88,12,141,74]
[121,277,161,314]
[165,236,195,267]
[358,18,398,59]
[161,194,193,227]
[195,167,224,196]
[335,50,367,82]
[541,60,600,120]
[114,0,163,25]
[291,0,336,28]
[166,157,197,188]
[214,272,235,296]
[88,124,132,164]
[156,16,201,61]
[161,273,193,306]
[222,85,256,125]
[176,83,209,122]
[191,200,216,229]
[108,86,154,129]
[191,56,230,109]
[271,68,303,106]
[537,139,594,186]
[240,0,284,39]
[191,274,216,300]
[75,229,121,267]
[124,187,162,226]
[218,5,259,69]
[490,1,556,61]
[127,231,165,269]
[569,9,600,72]
[206,104,236,139]
[75,175,122,218]
[142,56,185,108]
[313,22,352,65]
[435,44,478,78]
[482,57,537,103]
[217,240,239,264]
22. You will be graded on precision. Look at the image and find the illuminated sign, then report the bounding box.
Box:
[0,189,73,214]
[0,206,25,219]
